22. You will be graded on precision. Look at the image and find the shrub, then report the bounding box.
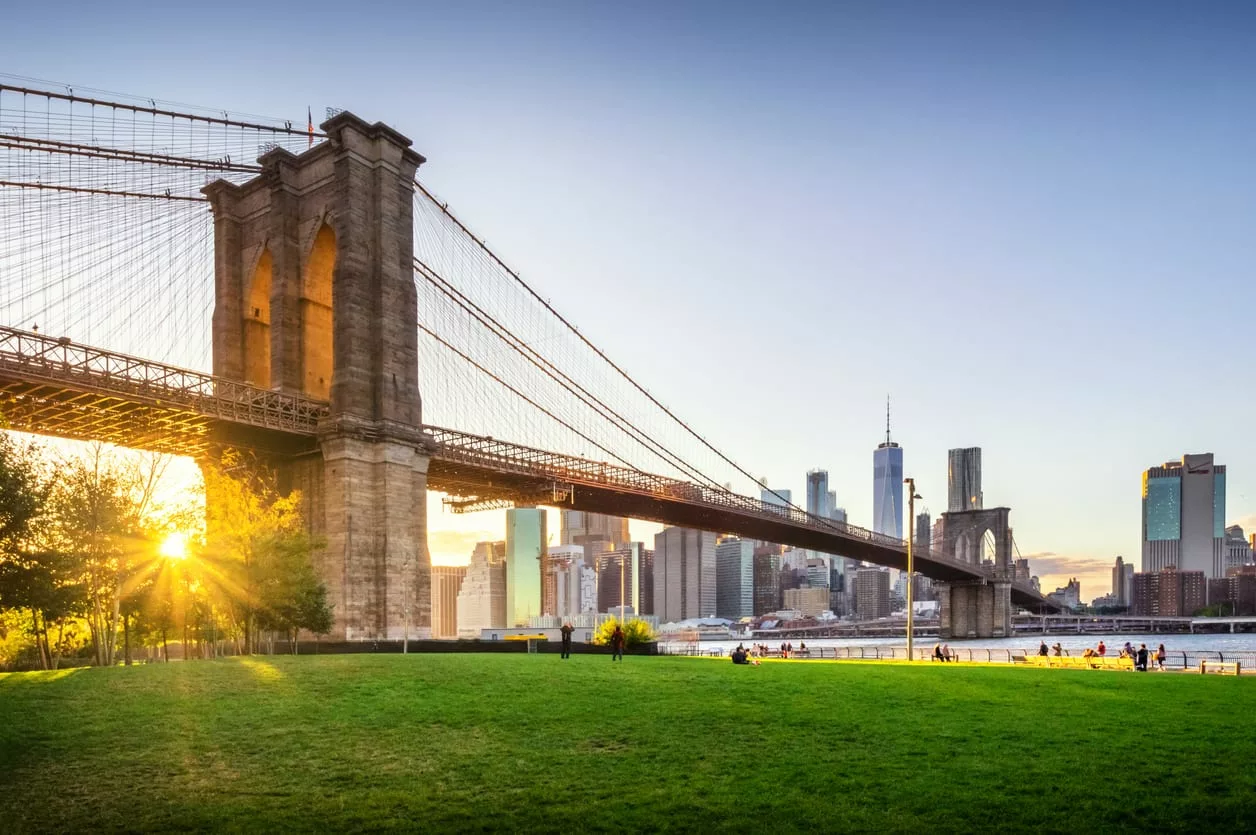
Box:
[591,617,655,648]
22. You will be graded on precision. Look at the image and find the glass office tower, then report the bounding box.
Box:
[505,507,548,626]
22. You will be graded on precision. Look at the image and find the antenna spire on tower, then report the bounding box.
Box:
[886,395,892,445]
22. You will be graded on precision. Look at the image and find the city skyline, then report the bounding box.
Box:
[5,2,1254,601]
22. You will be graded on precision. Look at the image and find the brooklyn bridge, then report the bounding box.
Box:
[0,80,1061,641]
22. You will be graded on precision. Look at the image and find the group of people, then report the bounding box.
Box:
[1037,639,1168,671]
[932,643,956,662]
[730,641,811,664]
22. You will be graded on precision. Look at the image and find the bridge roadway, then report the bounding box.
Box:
[0,325,1061,611]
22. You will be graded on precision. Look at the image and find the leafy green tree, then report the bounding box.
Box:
[0,550,85,669]
[253,528,333,653]
[43,445,160,667]
[0,433,47,552]
[202,454,329,654]
[0,434,83,669]
[591,617,656,648]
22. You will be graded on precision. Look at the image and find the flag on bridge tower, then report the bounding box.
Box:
[307,107,314,148]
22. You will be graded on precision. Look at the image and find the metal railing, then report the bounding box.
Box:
[657,643,1256,671]
[426,425,1025,581]
[0,325,327,435]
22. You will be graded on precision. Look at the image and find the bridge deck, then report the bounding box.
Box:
[0,325,1059,611]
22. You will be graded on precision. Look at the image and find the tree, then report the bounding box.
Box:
[0,433,47,552]
[591,617,656,648]
[41,445,173,667]
[253,528,333,653]
[0,434,82,669]
[0,550,85,670]
[43,446,144,667]
[201,454,329,654]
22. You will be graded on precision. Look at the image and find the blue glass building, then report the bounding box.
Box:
[873,441,903,539]
[1142,454,1227,578]
[505,507,548,626]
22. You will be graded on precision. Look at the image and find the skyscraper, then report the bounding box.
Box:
[596,543,654,616]
[915,511,931,551]
[430,566,467,639]
[456,541,506,637]
[1111,555,1134,607]
[803,556,828,587]
[873,400,904,539]
[505,507,548,626]
[545,544,585,618]
[1142,454,1227,578]
[561,510,630,550]
[652,527,717,623]
[761,487,792,510]
[806,470,830,519]
[855,567,891,620]
[1224,526,1252,570]
[714,537,755,620]
[947,447,983,512]
[752,545,782,615]
[783,586,829,617]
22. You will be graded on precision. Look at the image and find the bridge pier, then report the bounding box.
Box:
[937,581,1011,639]
[205,112,431,641]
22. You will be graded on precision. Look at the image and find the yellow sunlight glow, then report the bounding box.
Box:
[160,532,188,560]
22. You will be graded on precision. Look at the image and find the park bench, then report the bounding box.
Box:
[1199,660,1241,675]
[1019,655,1133,671]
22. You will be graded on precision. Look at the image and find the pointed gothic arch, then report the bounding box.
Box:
[301,223,335,399]
[243,249,272,388]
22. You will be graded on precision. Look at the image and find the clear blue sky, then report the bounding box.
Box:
[7,1,1255,596]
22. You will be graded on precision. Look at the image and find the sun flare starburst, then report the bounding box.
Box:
[160,532,188,560]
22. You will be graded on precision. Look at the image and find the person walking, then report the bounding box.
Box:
[610,624,625,662]
[560,622,574,660]
[1156,643,1167,672]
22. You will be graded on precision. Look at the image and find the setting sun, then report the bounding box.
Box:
[159,532,188,560]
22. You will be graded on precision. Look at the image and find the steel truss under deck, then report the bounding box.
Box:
[0,325,324,455]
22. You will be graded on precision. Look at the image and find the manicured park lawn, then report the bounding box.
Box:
[1,654,1253,832]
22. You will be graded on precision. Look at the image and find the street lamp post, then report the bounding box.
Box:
[904,478,923,662]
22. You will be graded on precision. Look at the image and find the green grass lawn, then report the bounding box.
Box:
[1,654,1253,833]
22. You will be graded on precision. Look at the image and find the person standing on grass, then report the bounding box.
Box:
[560,622,574,660]
[1156,644,1166,671]
[1136,644,1149,671]
[610,624,625,662]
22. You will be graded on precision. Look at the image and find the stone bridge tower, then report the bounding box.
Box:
[935,507,1014,639]
[203,113,431,640]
